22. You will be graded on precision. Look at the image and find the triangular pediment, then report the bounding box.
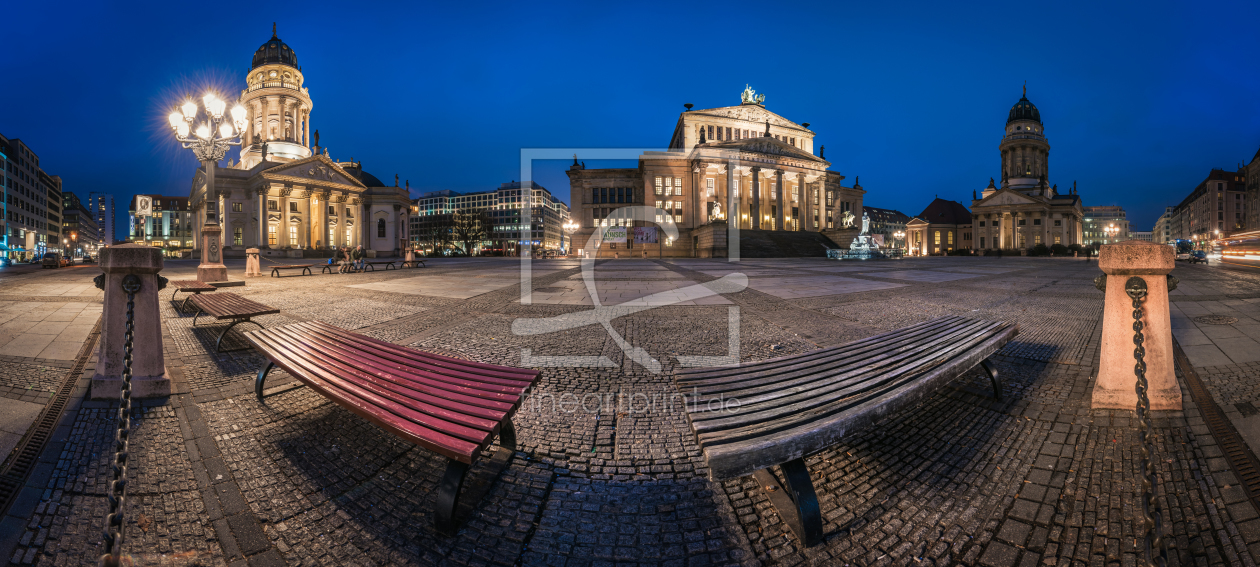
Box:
[260,155,366,188]
[977,188,1042,207]
[709,136,827,164]
[906,218,929,227]
[691,104,804,130]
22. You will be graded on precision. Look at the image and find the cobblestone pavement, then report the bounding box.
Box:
[1,256,1259,566]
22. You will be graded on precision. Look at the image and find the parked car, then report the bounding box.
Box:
[1188,250,1208,264]
[41,252,61,268]
[80,255,93,263]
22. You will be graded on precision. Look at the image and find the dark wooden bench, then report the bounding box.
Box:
[674,315,1017,547]
[400,259,427,268]
[190,293,281,352]
[320,263,352,274]
[169,279,217,311]
[244,320,539,533]
[270,264,314,277]
[364,260,396,271]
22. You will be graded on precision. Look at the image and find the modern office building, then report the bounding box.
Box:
[0,132,61,258]
[1130,231,1152,242]
[91,193,115,247]
[62,191,100,255]
[1083,206,1130,246]
[410,181,570,255]
[128,195,195,253]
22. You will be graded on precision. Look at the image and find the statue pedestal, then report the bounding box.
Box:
[197,223,228,283]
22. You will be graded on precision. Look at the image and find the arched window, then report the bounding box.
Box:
[377,218,386,238]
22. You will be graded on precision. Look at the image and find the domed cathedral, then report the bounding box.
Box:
[969,85,1084,251]
[188,24,411,256]
[566,85,867,258]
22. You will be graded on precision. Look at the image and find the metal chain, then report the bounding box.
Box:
[99,274,141,567]
[1124,276,1167,567]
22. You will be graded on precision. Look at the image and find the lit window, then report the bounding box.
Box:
[268,225,277,245]
[706,178,714,197]
[233,227,243,245]
[232,202,242,212]
[289,225,297,243]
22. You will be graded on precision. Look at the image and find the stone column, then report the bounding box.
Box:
[750,167,761,229]
[775,170,785,231]
[302,190,311,248]
[1093,241,1182,410]
[256,187,267,247]
[280,186,291,247]
[304,108,311,148]
[91,244,169,399]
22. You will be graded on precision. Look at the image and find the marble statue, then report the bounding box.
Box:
[861,211,870,234]
[842,210,855,228]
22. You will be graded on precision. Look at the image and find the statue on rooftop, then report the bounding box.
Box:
[740,84,766,105]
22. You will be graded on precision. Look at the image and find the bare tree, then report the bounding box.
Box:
[452,210,488,256]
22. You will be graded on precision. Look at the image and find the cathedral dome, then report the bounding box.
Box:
[251,24,299,70]
[1007,91,1041,124]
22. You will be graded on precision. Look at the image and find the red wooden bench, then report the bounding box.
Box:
[244,320,539,533]
[190,293,281,352]
[169,279,217,310]
[270,264,314,277]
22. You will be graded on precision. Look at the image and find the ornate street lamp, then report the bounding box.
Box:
[1104,223,1118,243]
[167,93,247,226]
[893,230,905,251]
[562,219,578,255]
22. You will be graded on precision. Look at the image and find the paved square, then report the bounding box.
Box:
[1,256,1258,567]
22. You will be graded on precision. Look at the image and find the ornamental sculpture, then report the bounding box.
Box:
[740,84,766,106]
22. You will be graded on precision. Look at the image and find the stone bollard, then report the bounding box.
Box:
[244,248,262,277]
[1093,240,1182,410]
[197,223,228,283]
[92,244,170,399]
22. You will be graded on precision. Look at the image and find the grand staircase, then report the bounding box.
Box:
[736,230,839,258]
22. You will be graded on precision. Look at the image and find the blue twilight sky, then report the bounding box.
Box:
[3,0,1260,240]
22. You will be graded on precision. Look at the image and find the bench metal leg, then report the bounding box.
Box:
[215,318,265,353]
[980,359,1002,401]
[753,457,823,547]
[192,307,204,326]
[255,361,275,402]
[180,292,199,312]
[434,420,517,535]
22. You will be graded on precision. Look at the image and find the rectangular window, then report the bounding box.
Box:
[328,205,335,215]
[1018,219,1026,226]
[948,232,954,245]
[708,125,714,140]
[790,137,795,146]
[726,127,732,140]
[232,202,242,212]
[980,237,986,248]
[1033,218,1041,225]
[1035,235,1042,244]
[1054,236,1061,244]
[268,200,278,211]
[934,231,941,245]
[791,186,799,202]
[329,228,335,244]
[706,178,714,197]
[268,225,277,245]
[346,207,353,218]
[978,221,985,227]
[655,177,663,196]
[233,227,243,245]
[664,177,673,197]
[289,225,297,244]
[346,228,352,242]
[674,178,682,196]
[1054,220,1061,226]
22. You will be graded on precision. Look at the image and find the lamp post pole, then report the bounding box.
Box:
[562,220,577,257]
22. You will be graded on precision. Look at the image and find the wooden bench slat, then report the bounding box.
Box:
[676,316,964,384]
[678,317,971,395]
[265,325,523,413]
[281,324,532,403]
[248,332,483,461]
[258,326,510,426]
[695,323,1016,480]
[691,321,1006,439]
[191,293,280,319]
[170,280,217,292]
[247,330,485,461]
[298,321,538,385]
[685,319,999,410]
